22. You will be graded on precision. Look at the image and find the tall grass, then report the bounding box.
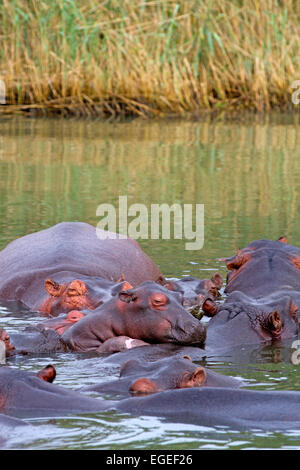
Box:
[1,0,300,117]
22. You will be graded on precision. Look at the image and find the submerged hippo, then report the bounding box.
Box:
[0,222,163,314]
[158,273,223,309]
[117,387,300,432]
[82,356,243,397]
[36,310,86,336]
[1,365,300,432]
[206,291,299,349]
[0,366,110,418]
[0,328,15,356]
[0,414,34,449]
[38,277,133,316]
[224,237,300,297]
[62,282,207,352]
[0,327,67,356]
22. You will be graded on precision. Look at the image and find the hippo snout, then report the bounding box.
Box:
[172,316,206,346]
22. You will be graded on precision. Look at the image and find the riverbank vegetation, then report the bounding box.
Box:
[1,0,299,117]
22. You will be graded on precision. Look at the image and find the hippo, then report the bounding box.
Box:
[2,365,300,432]
[0,328,15,357]
[0,414,33,449]
[0,327,67,356]
[35,311,87,335]
[224,237,300,297]
[206,291,299,350]
[100,343,208,367]
[116,387,300,431]
[62,282,207,352]
[0,365,111,418]
[82,356,243,397]
[35,314,150,353]
[38,277,133,316]
[158,273,223,309]
[0,222,163,314]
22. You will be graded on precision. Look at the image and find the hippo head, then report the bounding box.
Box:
[223,237,300,296]
[37,310,86,336]
[120,356,207,395]
[159,273,223,308]
[116,282,207,347]
[207,295,299,347]
[39,278,133,316]
[0,365,107,416]
[0,328,15,355]
[61,281,207,351]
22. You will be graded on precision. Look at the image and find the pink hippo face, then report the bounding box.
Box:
[38,278,133,316]
[0,328,15,355]
[36,310,86,336]
[61,282,207,352]
[123,356,207,395]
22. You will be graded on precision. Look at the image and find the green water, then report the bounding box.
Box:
[1,114,300,449]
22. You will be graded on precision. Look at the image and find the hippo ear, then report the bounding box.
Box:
[117,273,125,282]
[277,236,287,243]
[36,364,56,383]
[45,279,63,297]
[155,276,167,286]
[190,367,207,387]
[291,257,300,270]
[289,301,298,319]
[225,251,251,270]
[202,298,219,317]
[267,310,282,333]
[111,281,133,297]
[130,377,159,394]
[210,273,223,289]
[182,355,192,361]
[118,291,137,303]
[163,281,176,291]
[181,366,207,388]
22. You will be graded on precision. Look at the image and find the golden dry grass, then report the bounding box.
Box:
[1,0,300,117]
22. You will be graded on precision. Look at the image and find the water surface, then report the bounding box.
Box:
[1,114,300,449]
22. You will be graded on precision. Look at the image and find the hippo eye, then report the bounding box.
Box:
[67,287,87,297]
[151,293,168,308]
[67,289,79,296]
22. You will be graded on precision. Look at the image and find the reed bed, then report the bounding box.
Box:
[1,0,300,117]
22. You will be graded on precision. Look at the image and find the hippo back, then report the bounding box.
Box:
[0,222,163,302]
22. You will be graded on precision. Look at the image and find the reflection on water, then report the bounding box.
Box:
[1,115,300,449]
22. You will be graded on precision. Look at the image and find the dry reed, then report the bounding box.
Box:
[0,0,300,117]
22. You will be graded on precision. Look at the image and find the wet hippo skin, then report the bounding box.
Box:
[62,282,207,352]
[35,311,87,335]
[82,356,243,397]
[116,387,300,431]
[0,326,67,356]
[0,222,163,314]
[0,366,112,418]
[206,291,299,349]
[1,364,300,432]
[224,238,300,297]
[158,273,223,310]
